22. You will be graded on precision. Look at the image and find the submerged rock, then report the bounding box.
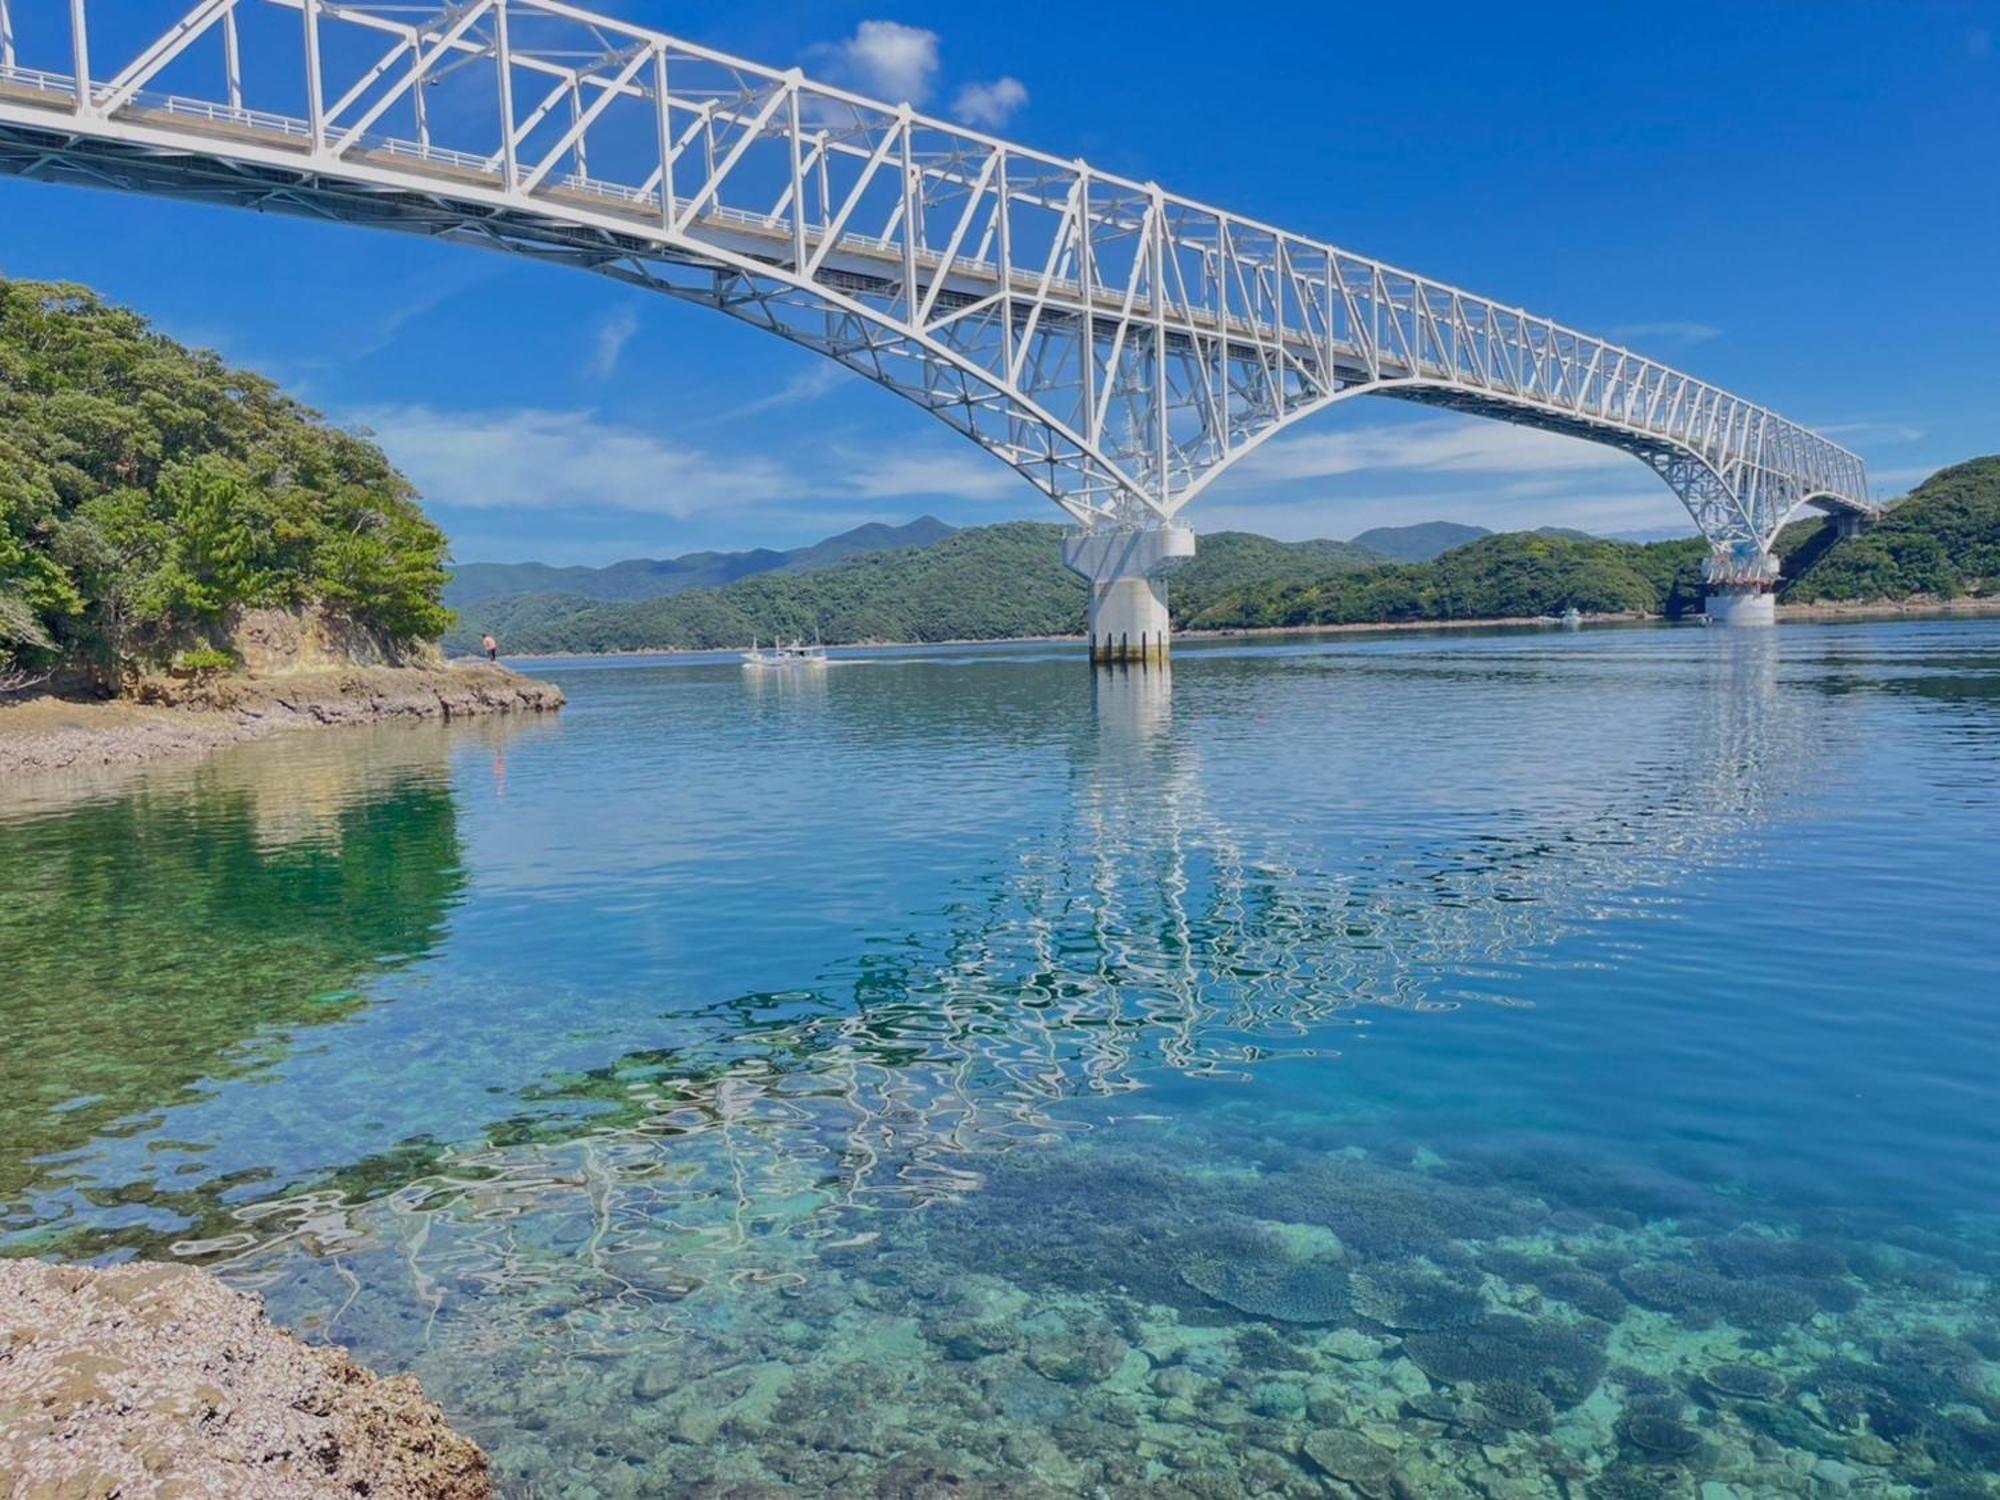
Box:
[1472,1377,1556,1433]
[1350,1263,1486,1332]
[1702,1233,1849,1282]
[1021,1312,1129,1385]
[1264,1159,1528,1258]
[1616,1404,1705,1461]
[1176,1248,1352,1320]
[0,1258,492,1499]
[1401,1315,1607,1408]
[1590,1465,1689,1500]
[1299,1428,1396,1493]
[919,1275,1029,1360]
[1698,1363,1786,1403]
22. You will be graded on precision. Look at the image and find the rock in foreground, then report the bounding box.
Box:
[0,663,564,778]
[0,1259,493,1500]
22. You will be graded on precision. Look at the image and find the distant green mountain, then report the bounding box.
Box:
[1348,520,1491,562]
[452,461,2000,655]
[446,516,956,608]
[1345,522,1603,562]
[460,525,1380,654]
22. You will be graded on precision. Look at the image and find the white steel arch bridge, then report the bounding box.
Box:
[0,0,1873,653]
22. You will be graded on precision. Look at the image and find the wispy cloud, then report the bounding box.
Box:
[1816,418,1925,444]
[818,21,940,105]
[1237,416,1639,485]
[1198,413,1702,538]
[837,446,1023,502]
[352,406,796,517]
[586,307,640,381]
[709,363,852,424]
[953,77,1028,129]
[352,405,1032,518]
[1605,320,1722,347]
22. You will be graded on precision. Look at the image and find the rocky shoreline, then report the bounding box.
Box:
[0,664,565,780]
[0,1258,493,1499]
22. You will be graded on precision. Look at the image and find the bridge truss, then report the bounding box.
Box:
[0,0,1870,587]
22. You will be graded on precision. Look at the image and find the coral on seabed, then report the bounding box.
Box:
[217,1123,2000,1500]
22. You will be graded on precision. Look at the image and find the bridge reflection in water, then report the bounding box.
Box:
[180,639,1824,1361]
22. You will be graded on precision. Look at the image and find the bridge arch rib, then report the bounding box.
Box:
[0,0,1872,643]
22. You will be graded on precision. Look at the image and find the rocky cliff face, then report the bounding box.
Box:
[0,1259,493,1499]
[226,606,444,674]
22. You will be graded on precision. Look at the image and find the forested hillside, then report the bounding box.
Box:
[470,457,2000,654]
[1349,520,1490,562]
[470,522,1700,654]
[0,278,451,684]
[1779,458,2000,603]
[1186,532,1711,629]
[462,526,1381,653]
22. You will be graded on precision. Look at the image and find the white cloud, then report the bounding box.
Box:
[714,363,852,424]
[353,407,797,517]
[586,306,639,380]
[822,21,940,105]
[953,76,1028,129]
[1605,320,1722,346]
[1237,416,1638,485]
[351,405,1032,518]
[838,446,1024,502]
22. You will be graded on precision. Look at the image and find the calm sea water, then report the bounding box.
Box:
[4,622,1999,1499]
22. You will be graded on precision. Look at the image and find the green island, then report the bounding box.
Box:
[0,278,562,776]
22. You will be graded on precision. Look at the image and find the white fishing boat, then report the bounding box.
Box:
[742,637,828,669]
[1560,607,1583,628]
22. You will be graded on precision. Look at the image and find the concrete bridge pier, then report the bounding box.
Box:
[1702,546,1779,627]
[1064,524,1196,665]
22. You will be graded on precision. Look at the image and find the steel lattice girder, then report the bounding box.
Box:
[0,0,1872,553]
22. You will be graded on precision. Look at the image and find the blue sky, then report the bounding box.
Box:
[3,0,1994,564]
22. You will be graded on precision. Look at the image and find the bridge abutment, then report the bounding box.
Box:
[1702,547,1780,627]
[1064,524,1195,665]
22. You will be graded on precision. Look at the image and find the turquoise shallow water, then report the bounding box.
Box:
[4,621,1999,1498]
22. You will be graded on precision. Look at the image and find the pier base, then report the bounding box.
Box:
[1703,587,1777,627]
[1064,524,1195,665]
[1702,546,1779,628]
